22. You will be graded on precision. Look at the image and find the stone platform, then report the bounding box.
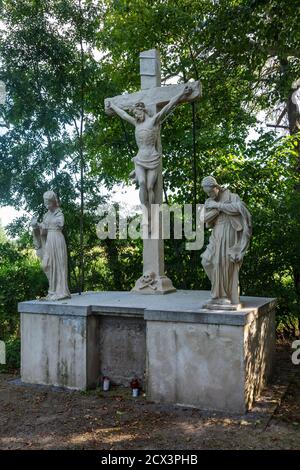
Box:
[18,291,276,413]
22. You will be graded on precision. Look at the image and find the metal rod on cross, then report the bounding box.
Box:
[78,2,85,296]
[192,101,197,231]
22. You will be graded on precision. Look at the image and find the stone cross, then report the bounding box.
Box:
[105,49,201,293]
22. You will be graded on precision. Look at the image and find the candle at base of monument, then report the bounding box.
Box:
[130,377,140,397]
[103,376,110,391]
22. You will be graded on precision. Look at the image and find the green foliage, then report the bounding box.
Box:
[0,220,7,244]
[0,240,48,371]
[0,337,21,372]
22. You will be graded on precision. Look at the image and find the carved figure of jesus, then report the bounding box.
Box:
[107,85,192,206]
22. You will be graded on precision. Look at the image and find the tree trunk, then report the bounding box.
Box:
[287,82,300,173]
[287,81,300,297]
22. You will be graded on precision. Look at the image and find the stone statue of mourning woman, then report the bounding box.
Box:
[31,191,71,301]
[201,176,252,309]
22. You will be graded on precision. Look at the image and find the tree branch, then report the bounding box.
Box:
[266,124,289,129]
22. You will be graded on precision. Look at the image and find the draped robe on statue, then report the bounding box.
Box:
[32,209,70,301]
[201,188,252,305]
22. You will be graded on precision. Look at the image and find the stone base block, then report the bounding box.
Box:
[146,310,275,413]
[132,275,176,294]
[18,291,276,412]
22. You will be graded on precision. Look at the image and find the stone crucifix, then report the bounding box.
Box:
[104,49,201,294]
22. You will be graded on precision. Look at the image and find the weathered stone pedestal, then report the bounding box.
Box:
[18,291,276,413]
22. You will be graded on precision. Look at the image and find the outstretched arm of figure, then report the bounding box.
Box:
[154,85,193,124]
[107,101,136,126]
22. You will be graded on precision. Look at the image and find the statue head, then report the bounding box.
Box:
[132,102,150,122]
[201,176,221,200]
[43,190,59,211]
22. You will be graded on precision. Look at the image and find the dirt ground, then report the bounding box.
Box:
[0,342,299,450]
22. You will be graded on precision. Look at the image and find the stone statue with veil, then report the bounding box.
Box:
[201,176,252,309]
[31,190,71,301]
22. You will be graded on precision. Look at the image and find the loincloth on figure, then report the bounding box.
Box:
[130,153,161,180]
